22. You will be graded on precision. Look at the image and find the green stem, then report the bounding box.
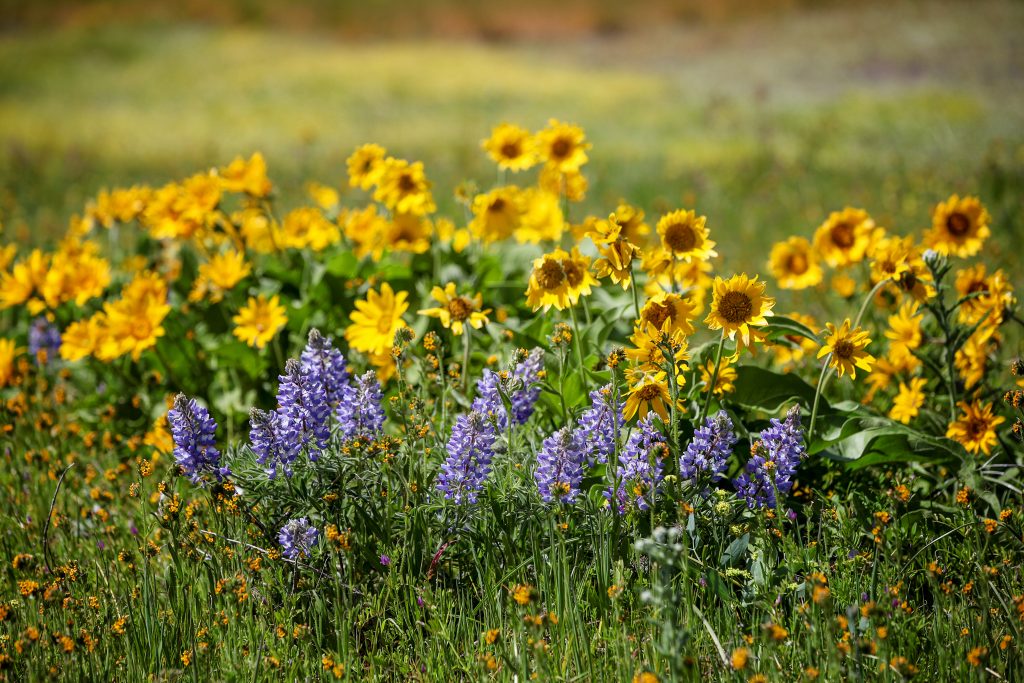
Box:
[461,327,472,393]
[568,305,587,393]
[853,279,889,330]
[629,263,642,323]
[699,333,726,423]
[807,361,832,442]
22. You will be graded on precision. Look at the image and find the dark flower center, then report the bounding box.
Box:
[946,212,971,237]
[718,291,753,324]
[537,260,565,290]
[664,222,698,253]
[830,221,855,248]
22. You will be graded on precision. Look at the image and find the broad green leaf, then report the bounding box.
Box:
[731,365,819,412]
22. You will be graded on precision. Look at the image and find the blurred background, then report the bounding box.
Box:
[1,0,1022,273]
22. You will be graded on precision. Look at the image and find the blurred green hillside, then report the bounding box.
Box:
[1,0,1022,274]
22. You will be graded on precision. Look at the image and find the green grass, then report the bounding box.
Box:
[2,0,1023,274]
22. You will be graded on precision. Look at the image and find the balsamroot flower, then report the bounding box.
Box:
[735,406,806,508]
[680,411,737,484]
[276,359,331,460]
[535,427,586,504]
[436,411,497,505]
[300,329,350,407]
[249,408,297,479]
[168,394,228,484]
[472,348,545,429]
[575,384,622,466]
[608,414,668,513]
[337,371,386,440]
[278,518,319,560]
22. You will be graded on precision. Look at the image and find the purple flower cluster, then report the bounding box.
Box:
[249,408,296,479]
[276,358,331,460]
[471,348,545,428]
[436,411,497,505]
[574,384,622,466]
[680,411,737,484]
[29,317,61,363]
[337,371,386,440]
[734,406,806,508]
[168,393,228,484]
[608,414,667,513]
[278,517,319,560]
[534,427,586,504]
[300,329,349,406]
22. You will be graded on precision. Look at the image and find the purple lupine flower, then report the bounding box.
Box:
[300,329,349,407]
[278,517,319,560]
[168,394,228,484]
[574,384,622,466]
[471,348,545,428]
[249,408,298,479]
[734,406,806,508]
[29,317,61,363]
[436,411,496,505]
[337,371,386,440]
[276,358,331,460]
[534,427,586,504]
[607,414,668,513]
[680,411,737,484]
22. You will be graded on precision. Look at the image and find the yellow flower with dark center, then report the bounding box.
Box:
[813,207,874,267]
[639,292,696,337]
[893,258,936,303]
[700,355,737,397]
[611,203,650,246]
[418,283,491,336]
[947,400,1005,455]
[869,235,915,284]
[219,152,272,198]
[705,274,775,347]
[925,194,990,258]
[955,265,1014,328]
[769,236,822,290]
[347,144,387,190]
[281,207,341,252]
[345,283,409,357]
[525,247,598,311]
[470,186,522,243]
[818,319,875,379]
[656,210,716,263]
[481,123,537,172]
[889,377,926,424]
[624,369,677,421]
[536,119,590,174]
[374,158,436,216]
[515,188,564,244]
[626,325,689,376]
[593,239,638,290]
[232,294,287,350]
[382,213,432,259]
[0,338,17,387]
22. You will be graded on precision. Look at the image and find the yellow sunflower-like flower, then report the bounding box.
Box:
[818,319,875,379]
[219,152,272,198]
[889,377,926,424]
[610,202,650,246]
[235,208,283,255]
[946,400,1005,455]
[769,236,822,290]
[470,186,522,243]
[639,291,697,337]
[539,165,588,202]
[481,123,537,172]
[191,249,251,303]
[625,325,690,377]
[0,338,17,387]
[0,249,47,311]
[281,207,341,252]
[418,283,491,336]
[515,188,564,244]
[345,283,409,357]
[374,158,436,216]
[381,213,433,259]
[524,247,599,311]
[954,327,994,390]
[347,143,388,191]
[624,369,677,421]
[884,302,923,363]
[955,265,1014,329]
[60,315,106,362]
[704,274,775,347]
[869,235,915,284]
[656,210,717,263]
[925,194,990,258]
[536,119,590,174]
[813,208,874,268]
[700,354,737,397]
[232,294,287,350]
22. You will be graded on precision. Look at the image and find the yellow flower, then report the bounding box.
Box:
[813,208,874,267]
[0,243,16,272]
[382,213,433,258]
[955,265,1014,328]
[347,143,388,190]
[343,205,388,260]
[639,292,696,337]
[418,283,491,336]
[191,249,251,303]
[869,235,915,284]
[704,274,775,347]
[536,119,590,174]
[235,208,282,254]
[947,401,1005,455]
[306,181,339,211]
[60,314,106,362]
[655,210,716,263]
[700,355,737,397]
[539,166,588,202]
[374,158,436,216]
[435,217,472,253]
[232,294,287,349]
[345,283,409,357]
[954,327,994,390]
[609,203,650,246]
[470,187,522,243]
[219,152,272,197]
[925,194,990,258]
[515,188,564,244]
[626,325,689,376]
[818,319,875,379]
[831,272,858,299]
[525,247,599,312]
[889,377,926,424]
[769,236,822,290]
[0,338,17,387]
[624,369,676,421]
[281,207,340,251]
[883,302,923,360]
[0,249,47,310]
[481,123,537,171]
[91,185,150,228]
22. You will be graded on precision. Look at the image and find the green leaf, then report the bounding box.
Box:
[822,424,962,469]
[762,315,822,344]
[720,533,749,568]
[731,365,819,412]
